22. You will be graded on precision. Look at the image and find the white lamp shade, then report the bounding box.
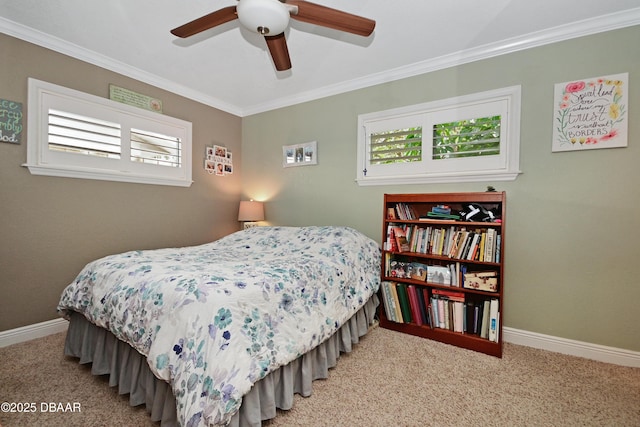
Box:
[238,200,265,222]
[237,0,290,35]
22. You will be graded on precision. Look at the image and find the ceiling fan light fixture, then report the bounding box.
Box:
[237,0,290,35]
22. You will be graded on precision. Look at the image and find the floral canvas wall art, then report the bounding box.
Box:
[552,73,628,152]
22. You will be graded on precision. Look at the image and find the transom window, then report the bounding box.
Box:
[432,116,501,160]
[48,109,122,159]
[26,78,192,187]
[356,86,521,185]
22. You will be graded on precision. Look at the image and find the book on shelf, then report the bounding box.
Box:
[406,285,423,325]
[431,288,465,302]
[395,203,418,220]
[422,288,433,328]
[484,228,496,263]
[488,299,500,342]
[384,252,391,276]
[382,282,402,323]
[395,283,413,323]
[386,225,398,251]
[432,204,451,215]
[466,233,481,260]
[420,211,461,221]
[415,287,429,326]
[435,297,445,328]
[448,230,464,258]
[464,301,476,334]
[387,282,403,322]
[453,301,464,333]
[381,281,397,322]
[455,231,471,259]
[393,226,411,252]
[480,300,490,339]
[443,300,450,330]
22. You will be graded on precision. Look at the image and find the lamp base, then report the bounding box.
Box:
[243,222,260,229]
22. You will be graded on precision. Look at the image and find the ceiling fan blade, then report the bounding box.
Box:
[265,33,292,71]
[170,6,238,38]
[285,0,375,37]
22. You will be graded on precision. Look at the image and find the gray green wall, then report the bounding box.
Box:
[241,26,640,352]
[0,34,242,331]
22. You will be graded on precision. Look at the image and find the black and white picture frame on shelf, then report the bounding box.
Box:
[205,145,233,176]
[282,141,317,168]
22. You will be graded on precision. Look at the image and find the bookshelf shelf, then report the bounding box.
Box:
[379,192,506,358]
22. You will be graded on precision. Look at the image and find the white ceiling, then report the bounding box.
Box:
[1,1,639,116]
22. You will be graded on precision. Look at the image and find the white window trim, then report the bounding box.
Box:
[24,78,193,187]
[356,86,522,186]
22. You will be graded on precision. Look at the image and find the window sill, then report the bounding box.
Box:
[22,163,193,187]
[356,170,521,186]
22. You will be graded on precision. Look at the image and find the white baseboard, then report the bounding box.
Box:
[0,318,68,348]
[2,320,639,367]
[503,327,640,368]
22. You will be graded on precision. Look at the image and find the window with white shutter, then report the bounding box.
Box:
[26,78,192,187]
[356,86,521,185]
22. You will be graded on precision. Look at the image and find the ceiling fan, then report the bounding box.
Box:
[170,0,376,71]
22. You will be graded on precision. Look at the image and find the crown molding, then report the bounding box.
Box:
[0,17,244,117]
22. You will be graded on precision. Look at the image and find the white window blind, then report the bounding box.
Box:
[48,109,122,159]
[432,116,501,160]
[370,127,422,165]
[130,128,182,167]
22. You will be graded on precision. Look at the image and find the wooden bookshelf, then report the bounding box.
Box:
[379,192,506,357]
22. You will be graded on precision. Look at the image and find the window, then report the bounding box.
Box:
[26,78,192,187]
[356,86,521,185]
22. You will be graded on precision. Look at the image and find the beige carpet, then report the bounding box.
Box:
[1,325,639,427]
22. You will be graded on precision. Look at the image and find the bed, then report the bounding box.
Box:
[57,225,381,426]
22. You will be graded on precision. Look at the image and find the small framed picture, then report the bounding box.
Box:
[215,162,224,175]
[214,145,227,158]
[283,141,317,168]
[204,159,216,173]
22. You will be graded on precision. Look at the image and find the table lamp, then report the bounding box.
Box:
[238,200,265,229]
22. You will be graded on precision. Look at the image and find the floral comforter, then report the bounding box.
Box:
[58,226,380,426]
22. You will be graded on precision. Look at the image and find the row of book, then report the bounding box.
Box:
[380,281,500,342]
[388,203,462,221]
[385,224,501,263]
[389,203,419,220]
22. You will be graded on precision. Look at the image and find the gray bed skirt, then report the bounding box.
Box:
[63,294,379,426]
